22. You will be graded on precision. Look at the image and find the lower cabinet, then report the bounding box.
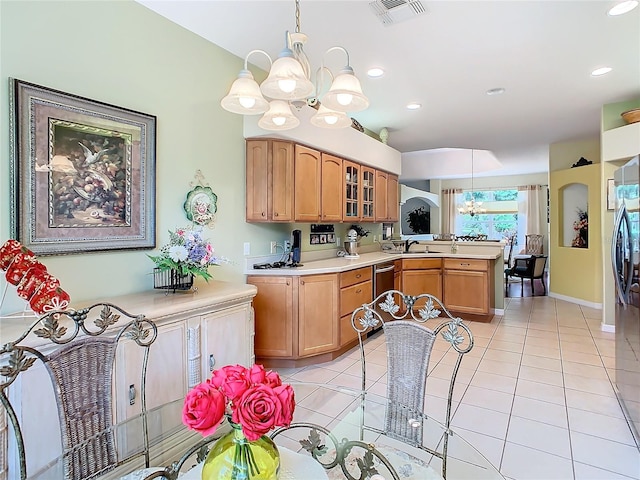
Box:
[248,274,339,363]
[401,258,443,308]
[339,267,373,348]
[443,258,493,317]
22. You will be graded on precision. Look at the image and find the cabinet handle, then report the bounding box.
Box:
[261,212,265,217]
[129,384,136,406]
[301,280,305,285]
[356,274,362,278]
[461,263,471,266]
[286,280,290,286]
[356,289,362,294]
[274,212,279,217]
[209,354,216,371]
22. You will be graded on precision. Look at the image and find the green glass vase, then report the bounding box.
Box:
[201,421,280,480]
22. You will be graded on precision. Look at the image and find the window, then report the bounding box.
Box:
[456,189,518,241]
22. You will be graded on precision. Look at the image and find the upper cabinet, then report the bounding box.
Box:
[343,160,361,221]
[246,139,294,222]
[321,153,343,222]
[246,138,398,224]
[294,144,322,222]
[602,99,640,162]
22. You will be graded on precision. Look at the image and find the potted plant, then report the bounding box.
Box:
[407,206,430,234]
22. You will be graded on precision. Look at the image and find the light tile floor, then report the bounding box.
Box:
[275,296,640,480]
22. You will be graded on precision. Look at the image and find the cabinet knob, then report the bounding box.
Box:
[356,274,362,278]
[129,384,136,406]
[274,212,279,217]
[261,212,265,217]
[209,354,216,371]
[356,289,362,294]
[286,280,290,286]
[301,280,305,285]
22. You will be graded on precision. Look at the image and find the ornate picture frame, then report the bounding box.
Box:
[9,79,156,255]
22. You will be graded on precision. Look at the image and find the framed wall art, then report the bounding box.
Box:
[9,79,156,255]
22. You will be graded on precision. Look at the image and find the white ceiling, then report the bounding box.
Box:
[137,0,640,179]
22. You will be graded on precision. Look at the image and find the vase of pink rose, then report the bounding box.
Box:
[182,364,295,480]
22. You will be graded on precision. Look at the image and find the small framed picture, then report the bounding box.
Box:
[607,178,615,211]
[319,234,327,244]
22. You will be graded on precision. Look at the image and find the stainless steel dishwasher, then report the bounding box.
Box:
[374,262,395,298]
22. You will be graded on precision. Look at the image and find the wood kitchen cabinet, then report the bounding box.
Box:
[362,166,376,222]
[374,170,389,222]
[321,153,343,222]
[294,144,322,221]
[374,170,399,222]
[401,258,443,308]
[344,160,361,221]
[248,273,339,365]
[339,267,372,348]
[246,139,294,222]
[387,173,399,222]
[443,258,494,319]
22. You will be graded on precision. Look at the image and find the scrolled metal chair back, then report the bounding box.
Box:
[350,290,474,479]
[0,303,157,480]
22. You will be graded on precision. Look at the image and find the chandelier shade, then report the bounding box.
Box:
[322,66,370,113]
[258,100,300,131]
[220,69,270,115]
[220,0,369,130]
[310,104,352,129]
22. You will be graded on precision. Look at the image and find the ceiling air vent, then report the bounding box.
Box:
[369,0,426,26]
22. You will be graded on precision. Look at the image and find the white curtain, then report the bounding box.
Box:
[441,189,460,234]
[517,185,544,248]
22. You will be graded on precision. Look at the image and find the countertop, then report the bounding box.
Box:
[245,251,502,276]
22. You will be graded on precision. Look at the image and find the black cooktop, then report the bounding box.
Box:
[253,262,303,269]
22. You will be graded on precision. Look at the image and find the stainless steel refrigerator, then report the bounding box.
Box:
[612,155,640,448]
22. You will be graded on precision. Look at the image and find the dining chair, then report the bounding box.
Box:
[349,290,474,479]
[524,234,544,255]
[505,255,548,297]
[504,234,516,269]
[0,303,159,480]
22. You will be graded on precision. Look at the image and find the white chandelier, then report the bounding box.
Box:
[458,149,486,217]
[220,0,369,131]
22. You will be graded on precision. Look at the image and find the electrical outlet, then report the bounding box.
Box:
[373,235,377,242]
[337,236,342,247]
[284,240,291,252]
[243,242,250,256]
[270,241,277,254]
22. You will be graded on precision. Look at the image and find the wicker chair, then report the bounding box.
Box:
[0,303,158,480]
[350,290,474,479]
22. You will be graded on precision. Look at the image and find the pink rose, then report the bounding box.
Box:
[273,384,295,427]
[246,364,266,385]
[182,380,225,436]
[264,370,282,388]
[211,364,249,401]
[232,384,282,441]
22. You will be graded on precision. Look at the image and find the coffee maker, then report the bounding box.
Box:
[291,229,302,266]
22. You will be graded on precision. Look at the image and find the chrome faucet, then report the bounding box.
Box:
[405,240,419,252]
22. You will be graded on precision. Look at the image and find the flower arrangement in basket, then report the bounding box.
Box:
[148,226,226,286]
[182,364,295,479]
[571,209,588,248]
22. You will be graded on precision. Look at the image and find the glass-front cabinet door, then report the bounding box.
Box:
[344,160,360,220]
[362,166,375,221]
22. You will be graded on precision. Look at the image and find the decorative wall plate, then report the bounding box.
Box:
[183,185,217,226]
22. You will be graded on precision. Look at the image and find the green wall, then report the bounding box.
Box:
[0,0,287,314]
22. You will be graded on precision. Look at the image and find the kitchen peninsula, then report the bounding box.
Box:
[247,241,503,367]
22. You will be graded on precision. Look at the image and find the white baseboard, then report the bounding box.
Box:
[548,292,603,310]
[601,323,615,333]
[492,308,505,316]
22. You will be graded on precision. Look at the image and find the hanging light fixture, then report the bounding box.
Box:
[220,0,369,131]
[458,150,486,217]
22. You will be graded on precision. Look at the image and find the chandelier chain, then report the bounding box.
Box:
[295,0,301,33]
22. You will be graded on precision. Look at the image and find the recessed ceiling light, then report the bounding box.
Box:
[608,0,638,15]
[591,67,613,76]
[367,68,385,78]
[486,87,505,96]
[406,103,421,110]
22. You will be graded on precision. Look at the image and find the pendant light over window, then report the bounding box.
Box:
[458,149,486,217]
[220,0,369,131]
